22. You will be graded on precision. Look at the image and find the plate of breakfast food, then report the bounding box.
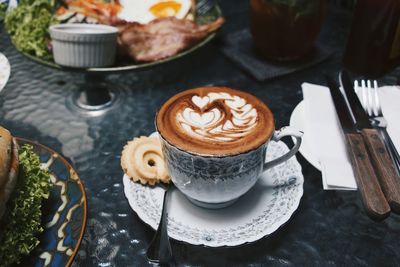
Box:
[0,126,87,266]
[4,0,224,71]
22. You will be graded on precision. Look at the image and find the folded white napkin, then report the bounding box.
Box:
[378,86,400,153]
[302,83,400,190]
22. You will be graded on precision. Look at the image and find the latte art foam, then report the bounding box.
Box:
[156,87,275,156]
[176,92,258,142]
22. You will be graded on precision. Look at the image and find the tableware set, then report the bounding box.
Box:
[127,86,304,261]
[326,71,400,220]
[340,72,400,210]
[4,1,400,266]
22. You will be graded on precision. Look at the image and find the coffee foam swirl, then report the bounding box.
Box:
[176,92,258,142]
[156,87,274,156]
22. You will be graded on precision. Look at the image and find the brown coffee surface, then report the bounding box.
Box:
[156,87,275,156]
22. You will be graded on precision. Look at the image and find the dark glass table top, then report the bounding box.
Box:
[1,1,400,266]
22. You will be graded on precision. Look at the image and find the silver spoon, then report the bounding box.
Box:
[146,183,175,266]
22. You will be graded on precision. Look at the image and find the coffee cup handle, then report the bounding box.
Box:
[263,126,303,171]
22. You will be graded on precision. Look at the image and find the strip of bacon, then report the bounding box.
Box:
[116,17,224,62]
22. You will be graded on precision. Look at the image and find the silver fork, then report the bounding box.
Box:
[355,80,400,176]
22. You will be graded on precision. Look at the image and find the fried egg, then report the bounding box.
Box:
[118,0,192,24]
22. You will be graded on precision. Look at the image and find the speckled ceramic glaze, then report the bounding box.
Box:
[158,127,302,208]
[16,138,87,267]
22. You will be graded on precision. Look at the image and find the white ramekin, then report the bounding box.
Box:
[49,24,119,68]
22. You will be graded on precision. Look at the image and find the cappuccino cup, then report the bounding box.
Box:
[156,86,302,209]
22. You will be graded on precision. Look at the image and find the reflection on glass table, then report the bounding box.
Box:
[18,5,222,116]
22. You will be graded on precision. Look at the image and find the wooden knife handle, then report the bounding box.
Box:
[361,128,400,213]
[346,133,390,220]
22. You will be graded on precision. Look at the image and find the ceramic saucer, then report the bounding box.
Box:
[123,138,304,247]
[0,52,10,92]
[289,100,321,170]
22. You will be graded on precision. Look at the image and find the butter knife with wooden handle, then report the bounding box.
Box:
[326,76,390,220]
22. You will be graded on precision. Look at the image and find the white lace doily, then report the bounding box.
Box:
[123,140,304,247]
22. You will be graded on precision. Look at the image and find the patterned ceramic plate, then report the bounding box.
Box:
[124,140,304,247]
[16,138,87,266]
[0,52,11,92]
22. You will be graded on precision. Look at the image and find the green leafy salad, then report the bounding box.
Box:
[0,144,52,267]
[4,0,59,60]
